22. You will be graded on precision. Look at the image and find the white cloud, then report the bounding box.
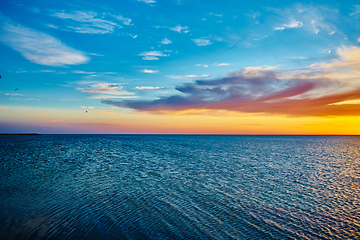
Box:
[5,93,24,96]
[170,25,189,33]
[209,13,223,17]
[139,0,155,4]
[88,95,137,99]
[72,70,96,74]
[126,33,137,38]
[167,74,209,79]
[275,20,303,31]
[272,5,339,35]
[142,56,159,60]
[195,64,209,68]
[138,50,168,60]
[216,63,230,66]
[52,11,120,34]
[192,38,212,46]
[0,20,89,66]
[139,51,167,56]
[274,27,285,31]
[284,21,303,28]
[76,83,135,99]
[136,86,161,89]
[141,69,158,73]
[113,15,132,25]
[89,53,104,56]
[349,5,360,16]
[161,38,172,44]
[46,24,58,29]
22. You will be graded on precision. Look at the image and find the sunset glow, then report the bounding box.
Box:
[1,0,360,134]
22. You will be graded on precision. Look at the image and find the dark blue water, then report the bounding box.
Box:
[0,135,359,239]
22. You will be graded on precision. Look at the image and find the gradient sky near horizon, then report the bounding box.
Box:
[1,0,360,134]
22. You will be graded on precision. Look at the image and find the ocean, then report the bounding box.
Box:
[0,135,359,239]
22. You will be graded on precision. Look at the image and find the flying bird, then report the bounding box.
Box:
[15,88,18,91]
[86,111,88,113]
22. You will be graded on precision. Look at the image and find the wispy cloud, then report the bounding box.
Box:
[349,5,360,16]
[138,50,169,60]
[139,0,156,4]
[195,64,209,68]
[102,47,360,116]
[88,95,137,99]
[309,46,360,80]
[0,16,89,66]
[136,86,161,89]
[213,4,338,50]
[161,38,172,44]
[113,15,132,25]
[275,20,303,31]
[209,13,223,17]
[76,83,135,99]
[170,25,189,33]
[272,4,339,35]
[94,110,118,114]
[167,74,210,79]
[142,56,158,60]
[89,52,104,56]
[192,38,212,46]
[52,11,132,34]
[216,63,230,66]
[141,69,158,73]
[73,70,96,74]
[5,93,25,96]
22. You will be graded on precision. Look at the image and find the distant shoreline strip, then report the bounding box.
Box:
[0,133,41,136]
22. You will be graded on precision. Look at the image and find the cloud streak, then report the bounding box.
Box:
[275,20,303,31]
[102,47,360,117]
[141,69,158,73]
[170,25,189,33]
[161,38,172,44]
[138,50,169,60]
[192,38,212,46]
[0,16,89,67]
[77,83,135,99]
[52,11,119,34]
[136,86,161,89]
[139,0,155,4]
[52,11,133,34]
[167,74,210,79]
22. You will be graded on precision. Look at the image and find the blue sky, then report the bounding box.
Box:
[1,0,360,133]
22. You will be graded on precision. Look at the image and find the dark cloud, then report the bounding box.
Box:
[102,68,360,116]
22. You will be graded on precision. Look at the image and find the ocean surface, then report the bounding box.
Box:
[0,135,359,239]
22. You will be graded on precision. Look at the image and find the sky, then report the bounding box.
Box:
[1,0,360,134]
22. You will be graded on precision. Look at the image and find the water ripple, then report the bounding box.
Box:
[0,135,359,239]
